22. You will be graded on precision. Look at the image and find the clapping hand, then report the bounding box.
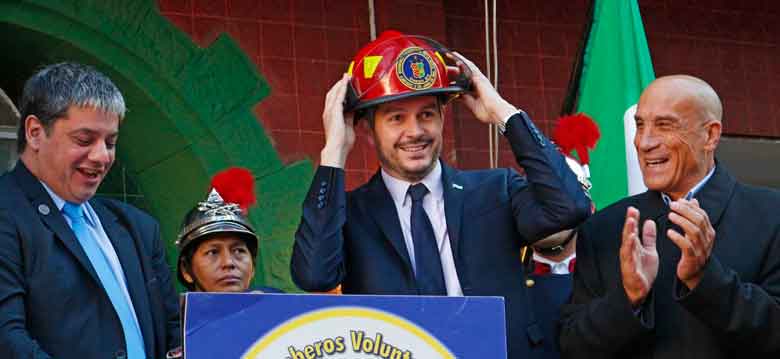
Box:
[620,206,659,307]
[667,198,715,289]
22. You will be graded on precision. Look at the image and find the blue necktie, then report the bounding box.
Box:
[62,203,146,359]
[407,184,446,295]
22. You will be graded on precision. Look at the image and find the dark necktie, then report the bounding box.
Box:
[407,183,447,295]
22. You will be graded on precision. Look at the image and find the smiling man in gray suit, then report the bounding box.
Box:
[0,63,180,359]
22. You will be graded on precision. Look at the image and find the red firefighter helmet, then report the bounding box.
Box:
[344,30,471,114]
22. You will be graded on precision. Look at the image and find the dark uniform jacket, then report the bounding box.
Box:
[528,270,573,359]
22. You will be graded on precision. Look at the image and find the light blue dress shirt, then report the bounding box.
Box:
[40,182,144,342]
[661,166,716,205]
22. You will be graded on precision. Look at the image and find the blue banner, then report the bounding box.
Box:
[184,293,506,358]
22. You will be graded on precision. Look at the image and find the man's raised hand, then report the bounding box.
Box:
[620,206,659,308]
[446,52,518,125]
[320,74,356,168]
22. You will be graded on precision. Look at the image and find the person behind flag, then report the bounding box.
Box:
[559,75,780,358]
[175,167,282,294]
[0,62,180,358]
[566,0,655,209]
[290,30,591,359]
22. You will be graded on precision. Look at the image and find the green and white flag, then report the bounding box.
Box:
[575,0,655,209]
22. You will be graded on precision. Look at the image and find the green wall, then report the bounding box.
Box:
[0,0,312,291]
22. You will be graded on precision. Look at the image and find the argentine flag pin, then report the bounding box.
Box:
[452,183,463,190]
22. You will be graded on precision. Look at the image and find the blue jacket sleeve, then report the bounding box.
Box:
[290,166,348,292]
[148,219,182,351]
[503,111,592,243]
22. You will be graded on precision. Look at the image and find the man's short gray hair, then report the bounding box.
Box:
[17,62,126,152]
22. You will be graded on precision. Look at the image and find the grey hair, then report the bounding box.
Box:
[17,62,126,152]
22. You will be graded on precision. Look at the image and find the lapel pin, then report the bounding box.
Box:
[37,204,50,216]
[452,183,463,190]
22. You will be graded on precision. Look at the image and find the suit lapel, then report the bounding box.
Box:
[362,171,414,273]
[91,200,155,356]
[10,162,101,284]
[637,190,667,225]
[646,164,735,265]
[440,162,465,257]
[692,164,735,227]
[642,191,682,266]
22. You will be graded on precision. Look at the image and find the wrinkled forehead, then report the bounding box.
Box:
[638,76,721,123]
[637,83,704,122]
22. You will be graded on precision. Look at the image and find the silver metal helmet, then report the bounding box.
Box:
[176,189,258,290]
[176,189,258,257]
[564,155,592,194]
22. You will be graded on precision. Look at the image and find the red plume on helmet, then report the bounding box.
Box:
[552,113,600,166]
[210,167,257,214]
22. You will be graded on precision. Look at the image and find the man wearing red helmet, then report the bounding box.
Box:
[291,31,591,359]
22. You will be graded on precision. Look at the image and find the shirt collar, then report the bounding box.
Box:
[381,160,443,207]
[532,252,576,267]
[661,165,716,206]
[39,181,96,226]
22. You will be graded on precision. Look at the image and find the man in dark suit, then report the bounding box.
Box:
[291,31,591,359]
[0,63,180,358]
[559,75,780,358]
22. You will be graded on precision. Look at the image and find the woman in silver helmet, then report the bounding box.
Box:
[175,169,282,293]
[168,172,282,358]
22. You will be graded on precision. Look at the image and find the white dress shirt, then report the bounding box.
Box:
[532,252,576,275]
[381,161,464,296]
[41,182,143,333]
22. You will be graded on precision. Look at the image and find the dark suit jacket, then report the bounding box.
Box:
[559,165,780,358]
[0,162,181,359]
[292,112,591,359]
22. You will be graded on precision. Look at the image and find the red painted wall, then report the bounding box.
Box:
[442,0,590,169]
[640,0,780,137]
[158,0,780,185]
